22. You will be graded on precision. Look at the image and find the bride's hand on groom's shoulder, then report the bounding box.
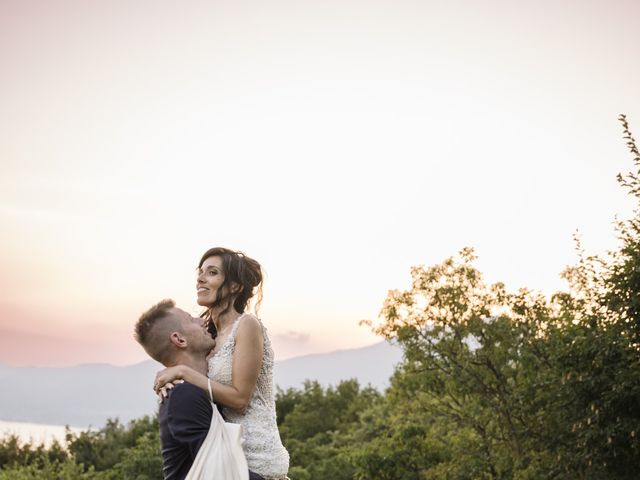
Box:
[155,380,183,403]
[154,365,188,401]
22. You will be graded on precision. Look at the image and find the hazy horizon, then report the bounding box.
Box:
[0,337,390,369]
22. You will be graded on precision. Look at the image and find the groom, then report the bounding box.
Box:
[135,299,263,480]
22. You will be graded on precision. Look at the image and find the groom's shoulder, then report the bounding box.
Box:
[160,382,213,443]
[163,382,210,415]
[169,381,209,403]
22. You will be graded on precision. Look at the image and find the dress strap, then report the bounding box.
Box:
[229,313,265,338]
[229,313,249,340]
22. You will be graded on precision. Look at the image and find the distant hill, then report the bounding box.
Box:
[0,361,161,428]
[0,341,403,429]
[273,341,403,391]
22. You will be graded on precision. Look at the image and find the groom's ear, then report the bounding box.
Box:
[169,331,187,349]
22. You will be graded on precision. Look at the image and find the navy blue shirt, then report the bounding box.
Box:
[158,381,265,480]
[159,382,212,480]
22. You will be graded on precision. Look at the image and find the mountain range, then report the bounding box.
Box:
[0,341,403,428]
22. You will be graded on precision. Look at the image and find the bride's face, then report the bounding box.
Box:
[196,256,226,307]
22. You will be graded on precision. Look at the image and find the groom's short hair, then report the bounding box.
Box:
[135,299,181,365]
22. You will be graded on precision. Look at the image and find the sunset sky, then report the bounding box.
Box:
[1,0,639,367]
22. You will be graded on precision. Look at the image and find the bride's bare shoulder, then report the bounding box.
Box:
[236,313,262,336]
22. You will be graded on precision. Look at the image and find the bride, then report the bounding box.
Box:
[155,247,290,480]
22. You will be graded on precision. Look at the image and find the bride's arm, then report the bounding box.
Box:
[155,316,264,412]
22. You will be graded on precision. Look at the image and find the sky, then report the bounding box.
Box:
[1,0,639,367]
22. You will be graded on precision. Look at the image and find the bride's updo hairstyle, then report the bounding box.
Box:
[198,247,264,323]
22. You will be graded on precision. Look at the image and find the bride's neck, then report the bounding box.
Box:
[213,307,243,331]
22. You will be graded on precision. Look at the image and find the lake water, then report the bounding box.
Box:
[0,420,87,447]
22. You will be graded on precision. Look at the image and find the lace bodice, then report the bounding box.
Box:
[208,314,289,479]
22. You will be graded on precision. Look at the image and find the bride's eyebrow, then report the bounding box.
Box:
[198,265,217,271]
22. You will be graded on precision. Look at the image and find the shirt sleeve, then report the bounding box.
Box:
[167,383,213,461]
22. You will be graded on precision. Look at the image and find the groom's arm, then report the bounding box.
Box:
[166,382,213,460]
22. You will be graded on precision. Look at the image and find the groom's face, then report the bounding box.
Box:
[172,308,216,354]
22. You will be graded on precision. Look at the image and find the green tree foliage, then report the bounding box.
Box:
[0,416,162,479]
[347,394,454,480]
[364,249,570,478]
[0,435,67,470]
[67,415,159,473]
[0,457,95,480]
[110,430,163,480]
[554,114,640,477]
[276,380,381,479]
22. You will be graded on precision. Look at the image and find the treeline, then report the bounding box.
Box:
[1,116,639,479]
[0,416,162,479]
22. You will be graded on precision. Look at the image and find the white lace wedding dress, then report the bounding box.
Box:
[208,314,290,480]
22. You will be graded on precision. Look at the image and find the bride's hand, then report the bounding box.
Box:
[154,365,192,394]
[156,380,183,402]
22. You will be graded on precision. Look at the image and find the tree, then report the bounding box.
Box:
[0,457,95,480]
[110,431,163,480]
[554,114,640,477]
[276,379,381,479]
[66,415,159,474]
[359,115,640,479]
[366,249,571,477]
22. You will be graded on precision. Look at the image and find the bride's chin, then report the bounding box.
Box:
[197,298,213,307]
